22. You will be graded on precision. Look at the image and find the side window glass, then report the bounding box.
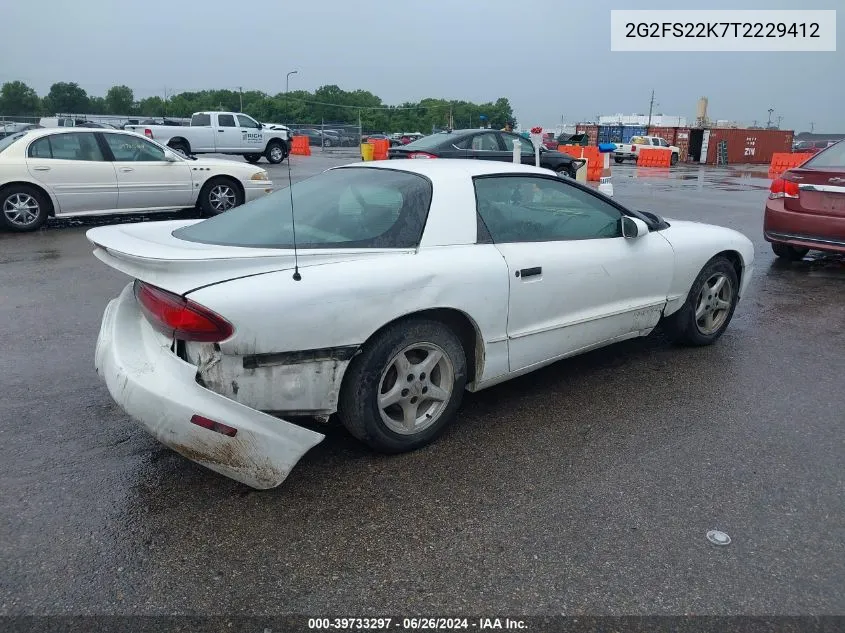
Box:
[218,114,237,127]
[104,134,166,161]
[474,176,623,243]
[470,133,500,151]
[236,115,260,129]
[44,133,105,161]
[28,137,53,158]
[191,114,211,126]
[501,133,534,154]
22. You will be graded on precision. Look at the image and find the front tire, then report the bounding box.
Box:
[670,152,679,165]
[198,177,243,216]
[614,156,624,164]
[0,185,50,232]
[339,318,467,454]
[772,243,808,261]
[662,256,739,346]
[265,141,286,164]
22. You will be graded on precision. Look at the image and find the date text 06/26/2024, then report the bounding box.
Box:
[307,617,527,630]
[610,9,836,52]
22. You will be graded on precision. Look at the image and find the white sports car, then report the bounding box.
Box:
[0,128,273,232]
[89,160,754,489]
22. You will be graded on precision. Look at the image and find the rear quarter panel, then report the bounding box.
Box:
[187,245,511,384]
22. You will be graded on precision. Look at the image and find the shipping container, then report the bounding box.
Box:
[575,124,598,146]
[621,125,648,143]
[598,125,624,144]
[648,126,691,161]
[703,128,794,165]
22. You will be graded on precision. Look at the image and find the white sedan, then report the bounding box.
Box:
[88,160,754,489]
[0,127,273,232]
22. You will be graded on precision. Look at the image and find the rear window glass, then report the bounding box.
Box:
[0,132,26,154]
[804,141,845,168]
[401,133,451,150]
[191,114,211,126]
[172,167,433,249]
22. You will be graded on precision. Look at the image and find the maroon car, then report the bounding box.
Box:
[764,140,845,260]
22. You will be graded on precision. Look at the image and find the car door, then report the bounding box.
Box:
[474,174,675,372]
[214,114,239,152]
[236,114,265,152]
[101,132,193,211]
[25,131,118,214]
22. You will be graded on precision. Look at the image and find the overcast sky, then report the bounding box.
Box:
[2,0,841,132]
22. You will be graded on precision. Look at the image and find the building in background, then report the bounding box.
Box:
[599,113,687,127]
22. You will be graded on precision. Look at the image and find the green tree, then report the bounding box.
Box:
[88,97,107,114]
[44,82,89,114]
[0,81,41,116]
[138,96,165,116]
[105,85,134,114]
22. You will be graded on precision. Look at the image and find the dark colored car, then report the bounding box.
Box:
[765,140,845,259]
[293,129,326,146]
[387,129,585,177]
[557,132,590,146]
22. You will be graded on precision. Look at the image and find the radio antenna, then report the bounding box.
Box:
[286,150,301,281]
[284,73,301,282]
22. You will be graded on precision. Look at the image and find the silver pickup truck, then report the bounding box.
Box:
[124,112,291,164]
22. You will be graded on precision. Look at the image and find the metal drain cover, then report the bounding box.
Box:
[707,530,732,545]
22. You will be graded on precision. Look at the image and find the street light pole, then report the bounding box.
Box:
[285,70,298,125]
[767,108,774,128]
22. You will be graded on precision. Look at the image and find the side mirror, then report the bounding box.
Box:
[621,216,649,239]
[164,151,179,162]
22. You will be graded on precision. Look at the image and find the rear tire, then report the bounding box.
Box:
[198,177,243,216]
[614,157,624,164]
[243,154,262,163]
[0,184,50,232]
[338,318,467,454]
[772,243,808,261]
[662,256,739,346]
[168,139,190,156]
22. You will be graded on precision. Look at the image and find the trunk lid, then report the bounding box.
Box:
[784,167,845,218]
[87,220,410,295]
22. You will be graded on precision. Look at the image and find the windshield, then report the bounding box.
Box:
[0,132,26,154]
[804,141,845,168]
[173,167,433,249]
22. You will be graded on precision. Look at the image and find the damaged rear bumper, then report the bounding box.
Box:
[94,283,324,489]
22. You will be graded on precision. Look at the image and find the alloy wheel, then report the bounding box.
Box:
[377,342,455,435]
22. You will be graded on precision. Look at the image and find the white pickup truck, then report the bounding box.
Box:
[613,135,680,165]
[124,112,292,164]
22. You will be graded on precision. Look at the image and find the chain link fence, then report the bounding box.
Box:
[283,121,362,157]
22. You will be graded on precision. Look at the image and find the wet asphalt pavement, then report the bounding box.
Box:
[1,155,843,616]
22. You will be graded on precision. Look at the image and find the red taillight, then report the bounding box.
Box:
[133,280,234,342]
[190,414,238,437]
[769,177,799,199]
[407,152,437,159]
[144,128,153,138]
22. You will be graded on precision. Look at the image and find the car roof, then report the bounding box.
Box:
[335,158,555,178]
[12,127,147,141]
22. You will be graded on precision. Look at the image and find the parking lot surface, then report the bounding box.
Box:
[1,157,843,615]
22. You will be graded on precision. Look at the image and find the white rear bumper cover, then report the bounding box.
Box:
[94,283,324,489]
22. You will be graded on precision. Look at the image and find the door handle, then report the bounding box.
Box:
[32,166,51,171]
[120,167,134,172]
[516,267,542,278]
[218,129,224,132]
